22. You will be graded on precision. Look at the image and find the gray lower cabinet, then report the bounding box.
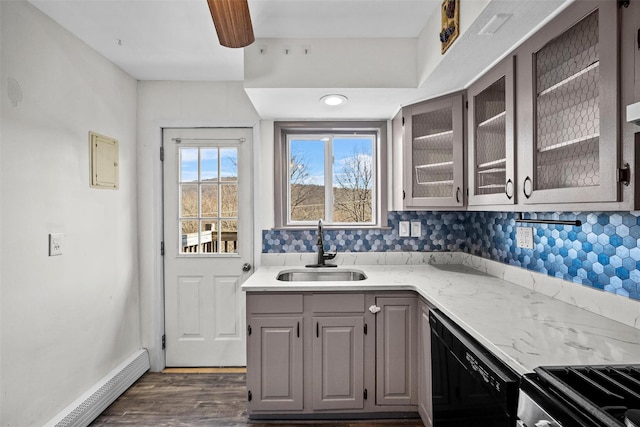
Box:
[246,316,304,412]
[375,296,417,406]
[313,316,365,410]
[246,292,419,419]
[246,293,304,413]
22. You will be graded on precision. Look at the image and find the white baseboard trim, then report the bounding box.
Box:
[45,349,150,427]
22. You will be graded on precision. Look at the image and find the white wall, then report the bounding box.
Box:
[136,80,260,371]
[0,2,140,426]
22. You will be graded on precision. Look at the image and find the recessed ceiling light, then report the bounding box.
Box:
[320,94,348,106]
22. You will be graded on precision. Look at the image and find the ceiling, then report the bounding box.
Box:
[28,0,570,119]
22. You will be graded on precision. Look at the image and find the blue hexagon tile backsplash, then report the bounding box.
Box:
[262,211,640,301]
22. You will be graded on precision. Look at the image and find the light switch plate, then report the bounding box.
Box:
[399,221,410,237]
[411,221,422,237]
[49,233,63,256]
[516,227,534,249]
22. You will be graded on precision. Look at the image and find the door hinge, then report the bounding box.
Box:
[618,163,631,186]
[248,390,252,402]
[160,146,164,161]
[619,0,630,8]
[161,334,166,350]
[160,241,165,256]
[402,190,406,200]
[364,323,368,335]
[247,325,252,336]
[364,389,368,400]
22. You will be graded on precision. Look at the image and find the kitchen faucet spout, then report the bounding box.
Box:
[306,219,337,268]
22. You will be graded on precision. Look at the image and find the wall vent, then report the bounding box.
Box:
[45,349,150,427]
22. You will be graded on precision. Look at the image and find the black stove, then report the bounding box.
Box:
[518,365,640,427]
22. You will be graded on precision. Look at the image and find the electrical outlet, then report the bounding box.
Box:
[411,221,421,237]
[399,221,410,237]
[516,227,534,249]
[49,233,63,256]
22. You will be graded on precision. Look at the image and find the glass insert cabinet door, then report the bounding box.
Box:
[518,0,619,205]
[467,56,515,206]
[403,93,464,208]
[179,146,239,254]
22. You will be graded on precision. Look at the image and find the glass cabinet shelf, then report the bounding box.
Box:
[477,158,506,168]
[477,111,506,130]
[538,61,599,97]
[538,133,599,153]
[413,130,453,142]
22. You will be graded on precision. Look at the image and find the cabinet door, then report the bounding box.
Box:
[312,316,365,410]
[246,316,303,412]
[418,302,433,427]
[403,94,464,208]
[518,0,619,205]
[375,297,417,405]
[468,56,516,206]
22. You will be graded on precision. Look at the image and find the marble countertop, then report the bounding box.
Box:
[242,252,640,376]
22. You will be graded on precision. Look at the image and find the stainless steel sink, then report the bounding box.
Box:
[276,268,367,282]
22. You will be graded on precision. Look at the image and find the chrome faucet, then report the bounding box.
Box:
[306,219,337,267]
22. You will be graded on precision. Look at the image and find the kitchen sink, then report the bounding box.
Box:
[276,268,367,282]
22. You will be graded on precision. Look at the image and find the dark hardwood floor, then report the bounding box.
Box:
[90,373,425,427]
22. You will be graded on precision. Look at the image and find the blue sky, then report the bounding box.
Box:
[290,137,373,186]
[180,147,238,182]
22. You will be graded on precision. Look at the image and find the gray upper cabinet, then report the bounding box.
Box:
[516,0,619,205]
[467,56,516,206]
[403,93,465,208]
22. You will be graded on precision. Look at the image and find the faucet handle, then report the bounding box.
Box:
[324,252,337,260]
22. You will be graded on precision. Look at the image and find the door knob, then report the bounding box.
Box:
[369,305,381,314]
[242,263,252,272]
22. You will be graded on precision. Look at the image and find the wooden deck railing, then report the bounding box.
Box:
[182,231,238,253]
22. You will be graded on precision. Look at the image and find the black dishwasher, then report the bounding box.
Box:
[429,309,520,426]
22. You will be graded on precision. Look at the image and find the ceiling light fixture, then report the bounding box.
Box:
[207,0,255,48]
[320,94,348,106]
[478,14,512,35]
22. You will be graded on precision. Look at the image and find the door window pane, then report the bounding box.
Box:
[180,148,198,182]
[201,185,218,217]
[178,146,239,255]
[200,148,219,181]
[180,184,198,218]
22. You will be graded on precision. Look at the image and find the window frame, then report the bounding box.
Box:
[274,121,388,229]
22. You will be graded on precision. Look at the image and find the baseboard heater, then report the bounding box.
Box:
[45,349,150,427]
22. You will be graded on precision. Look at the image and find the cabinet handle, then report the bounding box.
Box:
[455,186,461,203]
[505,179,514,200]
[523,176,532,199]
[297,321,300,338]
[316,322,319,338]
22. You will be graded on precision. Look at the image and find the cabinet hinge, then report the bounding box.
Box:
[160,146,164,161]
[618,163,631,186]
[160,241,165,256]
[465,101,469,109]
[364,389,368,400]
[619,0,630,8]
[364,324,368,335]
[247,325,252,336]
[161,334,166,350]
[402,190,406,200]
[248,390,252,402]
[402,117,405,126]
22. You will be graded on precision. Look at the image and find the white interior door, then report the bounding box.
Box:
[163,127,253,367]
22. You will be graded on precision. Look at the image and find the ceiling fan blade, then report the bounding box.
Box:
[207,0,255,48]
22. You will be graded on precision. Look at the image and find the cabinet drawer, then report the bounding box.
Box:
[248,294,303,314]
[312,293,365,313]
